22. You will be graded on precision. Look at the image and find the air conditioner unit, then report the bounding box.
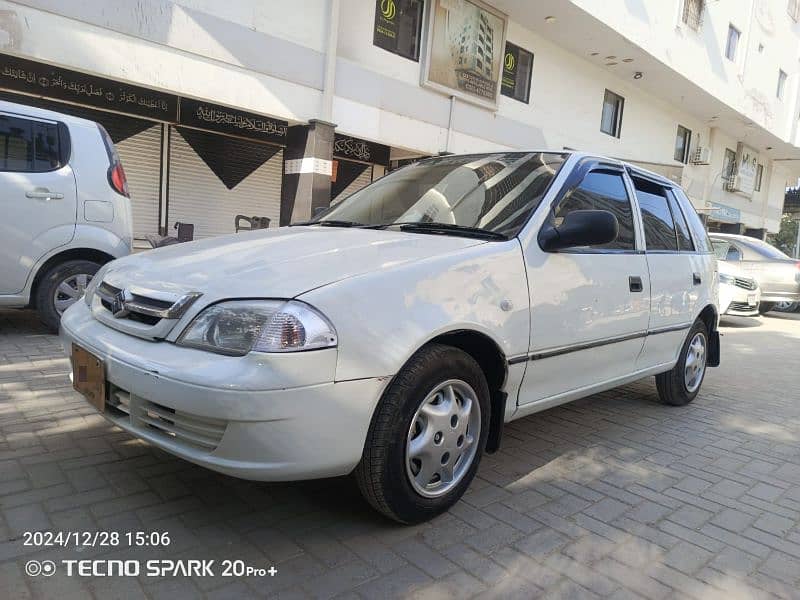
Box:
[691,146,711,165]
[725,175,741,192]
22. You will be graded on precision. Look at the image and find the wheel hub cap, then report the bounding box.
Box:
[683,332,707,393]
[405,379,481,498]
[53,273,93,315]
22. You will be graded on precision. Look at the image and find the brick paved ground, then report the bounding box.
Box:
[1,308,799,599]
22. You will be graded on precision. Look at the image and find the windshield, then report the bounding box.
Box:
[308,152,567,238]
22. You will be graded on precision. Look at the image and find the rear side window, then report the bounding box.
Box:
[632,178,678,251]
[0,114,63,172]
[672,187,712,253]
[554,170,636,250]
[667,190,694,251]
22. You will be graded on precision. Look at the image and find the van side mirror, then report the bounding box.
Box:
[539,209,619,251]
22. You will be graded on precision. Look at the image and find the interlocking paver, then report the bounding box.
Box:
[1,308,800,598]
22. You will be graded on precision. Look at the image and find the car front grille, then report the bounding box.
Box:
[734,277,757,291]
[106,386,227,453]
[729,301,757,311]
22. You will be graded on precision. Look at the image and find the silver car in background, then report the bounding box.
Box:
[710,233,800,314]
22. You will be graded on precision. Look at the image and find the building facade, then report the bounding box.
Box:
[1,0,798,242]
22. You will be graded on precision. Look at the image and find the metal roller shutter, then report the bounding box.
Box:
[167,126,282,239]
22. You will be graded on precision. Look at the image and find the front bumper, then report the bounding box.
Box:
[720,283,760,317]
[60,302,389,481]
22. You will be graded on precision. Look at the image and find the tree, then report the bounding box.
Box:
[768,214,799,257]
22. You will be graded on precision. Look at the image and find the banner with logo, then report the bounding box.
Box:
[732,142,759,198]
[422,0,508,108]
[501,41,533,103]
[373,0,425,61]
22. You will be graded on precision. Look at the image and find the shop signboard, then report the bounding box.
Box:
[422,0,508,109]
[710,202,741,224]
[0,53,177,121]
[732,142,759,197]
[333,134,391,165]
[178,98,288,145]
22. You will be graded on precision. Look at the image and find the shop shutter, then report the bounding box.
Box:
[167,126,282,239]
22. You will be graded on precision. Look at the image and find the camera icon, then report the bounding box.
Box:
[25,560,56,577]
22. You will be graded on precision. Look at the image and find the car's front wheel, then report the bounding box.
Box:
[655,319,708,406]
[355,344,490,524]
[758,301,776,315]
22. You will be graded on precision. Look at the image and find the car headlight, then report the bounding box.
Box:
[176,300,338,356]
[719,273,735,286]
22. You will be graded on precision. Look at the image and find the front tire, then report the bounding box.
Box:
[355,344,490,524]
[758,301,776,315]
[35,260,101,332]
[655,320,708,406]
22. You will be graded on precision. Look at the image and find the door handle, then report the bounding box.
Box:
[629,275,643,292]
[693,272,702,285]
[26,189,64,200]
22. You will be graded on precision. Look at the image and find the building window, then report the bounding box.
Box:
[682,0,705,31]
[674,125,692,163]
[372,0,424,62]
[722,147,737,183]
[789,0,800,21]
[501,42,534,104]
[725,25,740,61]
[600,89,624,138]
[777,69,788,100]
[755,163,764,191]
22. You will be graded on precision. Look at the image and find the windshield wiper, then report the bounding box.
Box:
[380,222,509,241]
[291,219,367,228]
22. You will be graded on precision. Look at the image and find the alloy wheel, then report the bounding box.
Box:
[53,273,92,315]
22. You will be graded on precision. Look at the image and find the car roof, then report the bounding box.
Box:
[0,98,98,128]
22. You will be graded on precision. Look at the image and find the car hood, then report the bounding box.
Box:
[102,226,487,300]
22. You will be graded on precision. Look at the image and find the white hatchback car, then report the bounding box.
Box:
[0,100,132,330]
[61,152,720,523]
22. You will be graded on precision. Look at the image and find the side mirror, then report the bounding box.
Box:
[539,209,619,251]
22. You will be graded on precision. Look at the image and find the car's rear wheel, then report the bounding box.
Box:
[355,344,490,524]
[655,320,708,406]
[35,260,100,332]
[758,301,776,315]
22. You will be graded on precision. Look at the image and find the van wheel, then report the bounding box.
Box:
[35,260,100,332]
[655,320,708,406]
[355,344,490,524]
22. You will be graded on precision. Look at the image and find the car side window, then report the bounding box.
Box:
[632,178,678,251]
[666,190,694,251]
[553,170,635,250]
[0,115,33,171]
[726,244,742,261]
[671,187,712,253]
[0,115,62,173]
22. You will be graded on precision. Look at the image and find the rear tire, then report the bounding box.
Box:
[355,344,490,524]
[758,301,776,315]
[655,320,708,406]
[35,260,101,332]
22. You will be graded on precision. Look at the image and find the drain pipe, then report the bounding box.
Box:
[444,95,456,153]
[321,0,340,122]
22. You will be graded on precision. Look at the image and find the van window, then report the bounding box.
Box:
[671,187,712,252]
[0,115,32,171]
[554,170,636,250]
[633,178,678,251]
[667,190,694,251]
[0,115,62,172]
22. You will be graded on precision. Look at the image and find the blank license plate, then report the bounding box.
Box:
[71,343,105,413]
[748,294,757,305]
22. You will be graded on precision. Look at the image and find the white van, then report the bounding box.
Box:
[61,151,720,523]
[0,100,132,330]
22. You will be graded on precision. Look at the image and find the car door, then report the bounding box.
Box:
[0,112,77,294]
[518,160,651,405]
[630,174,701,369]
